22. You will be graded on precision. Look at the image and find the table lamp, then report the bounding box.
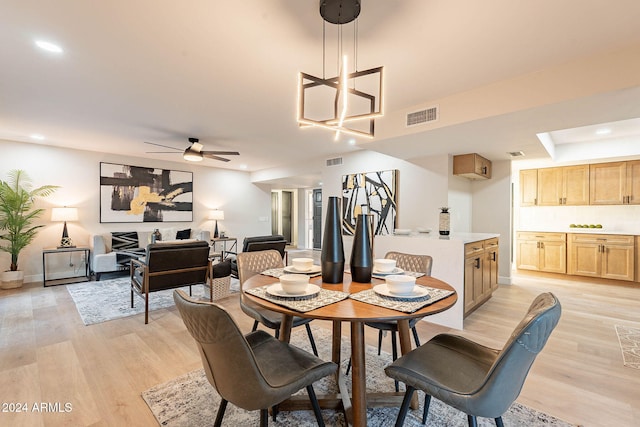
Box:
[210,209,224,238]
[51,207,78,248]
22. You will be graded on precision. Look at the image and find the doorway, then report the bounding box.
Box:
[312,189,322,249]
[271,190,295,245]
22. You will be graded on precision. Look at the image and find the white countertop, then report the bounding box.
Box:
[518,228,638,236]
[386,231,500,244]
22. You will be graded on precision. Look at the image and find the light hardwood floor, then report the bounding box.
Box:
[1,268,639,426]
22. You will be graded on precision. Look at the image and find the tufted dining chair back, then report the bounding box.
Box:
[385,251,432,275]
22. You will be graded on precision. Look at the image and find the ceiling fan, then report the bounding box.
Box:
[144,137,240,162]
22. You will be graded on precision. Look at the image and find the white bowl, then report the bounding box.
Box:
[374,258,396,273]
[385,274,416,295]
[292,257,314,272]
[279,274,310,294]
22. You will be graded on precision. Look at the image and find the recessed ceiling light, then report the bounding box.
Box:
[595,128,611,135]
[348,138,356,145]
[30,134,45,140]
[239,164,248,170]
[35,40,63,53]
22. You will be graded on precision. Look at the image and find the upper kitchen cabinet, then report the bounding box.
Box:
[453,153,492,180]
[590,160,640,205]
[519,169,538,206]
[535,165,590,206]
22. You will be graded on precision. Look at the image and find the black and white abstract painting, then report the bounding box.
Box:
[342,169,398,235]
[100,162,193,223]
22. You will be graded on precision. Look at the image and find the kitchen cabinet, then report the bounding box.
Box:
[464,237,499,316]
[516,232,566,273]
[453,153,492,180]
[519,169,538,206]
[590,160,640,205]
[537,165,589,206]
[484,238,499,292]
[568,233,635,281]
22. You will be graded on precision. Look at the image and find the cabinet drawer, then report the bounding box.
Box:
[517,232,566,242]
[465,241,485,257]
[569,233,634,246]
[484,238,499,250]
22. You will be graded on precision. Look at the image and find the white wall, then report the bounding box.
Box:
[0,139,271,282]
[322,150,451,235]
[471,159,513,283]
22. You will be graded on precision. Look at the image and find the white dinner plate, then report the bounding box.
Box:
[266,283,321,298]
[372,267,405,276]
[284,265,322,274]
[373,284,429,299]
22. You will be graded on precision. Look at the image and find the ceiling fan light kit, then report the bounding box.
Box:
[297,0,384,140]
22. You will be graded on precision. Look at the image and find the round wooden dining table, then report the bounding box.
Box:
[242,272,457,427]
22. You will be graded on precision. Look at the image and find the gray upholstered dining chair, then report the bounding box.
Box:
[237,249,318,355]
[366,252,433,355]
[385,292,561,427]
[347,252,433,390]
[173,290,337,427]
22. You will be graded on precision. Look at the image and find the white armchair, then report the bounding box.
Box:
[91,229,211,280]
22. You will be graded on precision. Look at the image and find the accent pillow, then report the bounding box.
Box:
[176,228,191,240]
[112,231,139,251]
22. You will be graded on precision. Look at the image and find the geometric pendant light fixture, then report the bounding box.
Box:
[297,0,384,140]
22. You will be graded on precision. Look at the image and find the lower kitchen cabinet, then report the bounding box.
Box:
[568,233,635,281]
[464,237,499,316]
[516,232,567,273]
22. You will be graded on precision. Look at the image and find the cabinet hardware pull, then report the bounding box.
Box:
[475,258,480,269]
[492,252,496,261]
[534,198,537,205]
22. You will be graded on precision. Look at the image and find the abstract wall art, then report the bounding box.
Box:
[99,162,193,223]
[342,169,398,235]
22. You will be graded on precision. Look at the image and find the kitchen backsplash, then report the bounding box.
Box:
[517,205,640,234]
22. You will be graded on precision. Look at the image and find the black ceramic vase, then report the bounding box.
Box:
[321,196,345,283]
[350,213,373,283]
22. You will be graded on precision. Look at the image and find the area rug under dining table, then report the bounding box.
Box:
[66,276,239,325]
[142,327,576,427]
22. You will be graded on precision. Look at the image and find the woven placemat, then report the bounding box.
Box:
[349,285,454,313]
[371,270,426,280]
[245,285,349,312]
[261,267,322,278]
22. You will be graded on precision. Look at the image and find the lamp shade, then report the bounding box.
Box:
[209,210,225,221]
[51,207,78,222]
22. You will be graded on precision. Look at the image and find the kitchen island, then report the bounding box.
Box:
[345,232,500,330]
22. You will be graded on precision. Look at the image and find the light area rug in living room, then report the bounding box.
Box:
[615,324,640,369]
[66,276,239,326]
[143,327,575,427]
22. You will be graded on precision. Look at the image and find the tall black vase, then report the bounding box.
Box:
[321,196,345,283]
[350,213,373,283]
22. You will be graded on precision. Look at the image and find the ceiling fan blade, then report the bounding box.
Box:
[146,151,181,154]
[201,150,240,156]
[202,153,231,162]
[144,141,182,151]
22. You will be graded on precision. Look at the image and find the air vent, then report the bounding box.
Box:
[326,157,343,166]
[508,151,525,157]
[406,106,438,127]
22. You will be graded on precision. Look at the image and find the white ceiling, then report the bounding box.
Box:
[2,0,640,185]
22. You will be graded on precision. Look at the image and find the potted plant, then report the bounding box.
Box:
[0,170,58,289]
